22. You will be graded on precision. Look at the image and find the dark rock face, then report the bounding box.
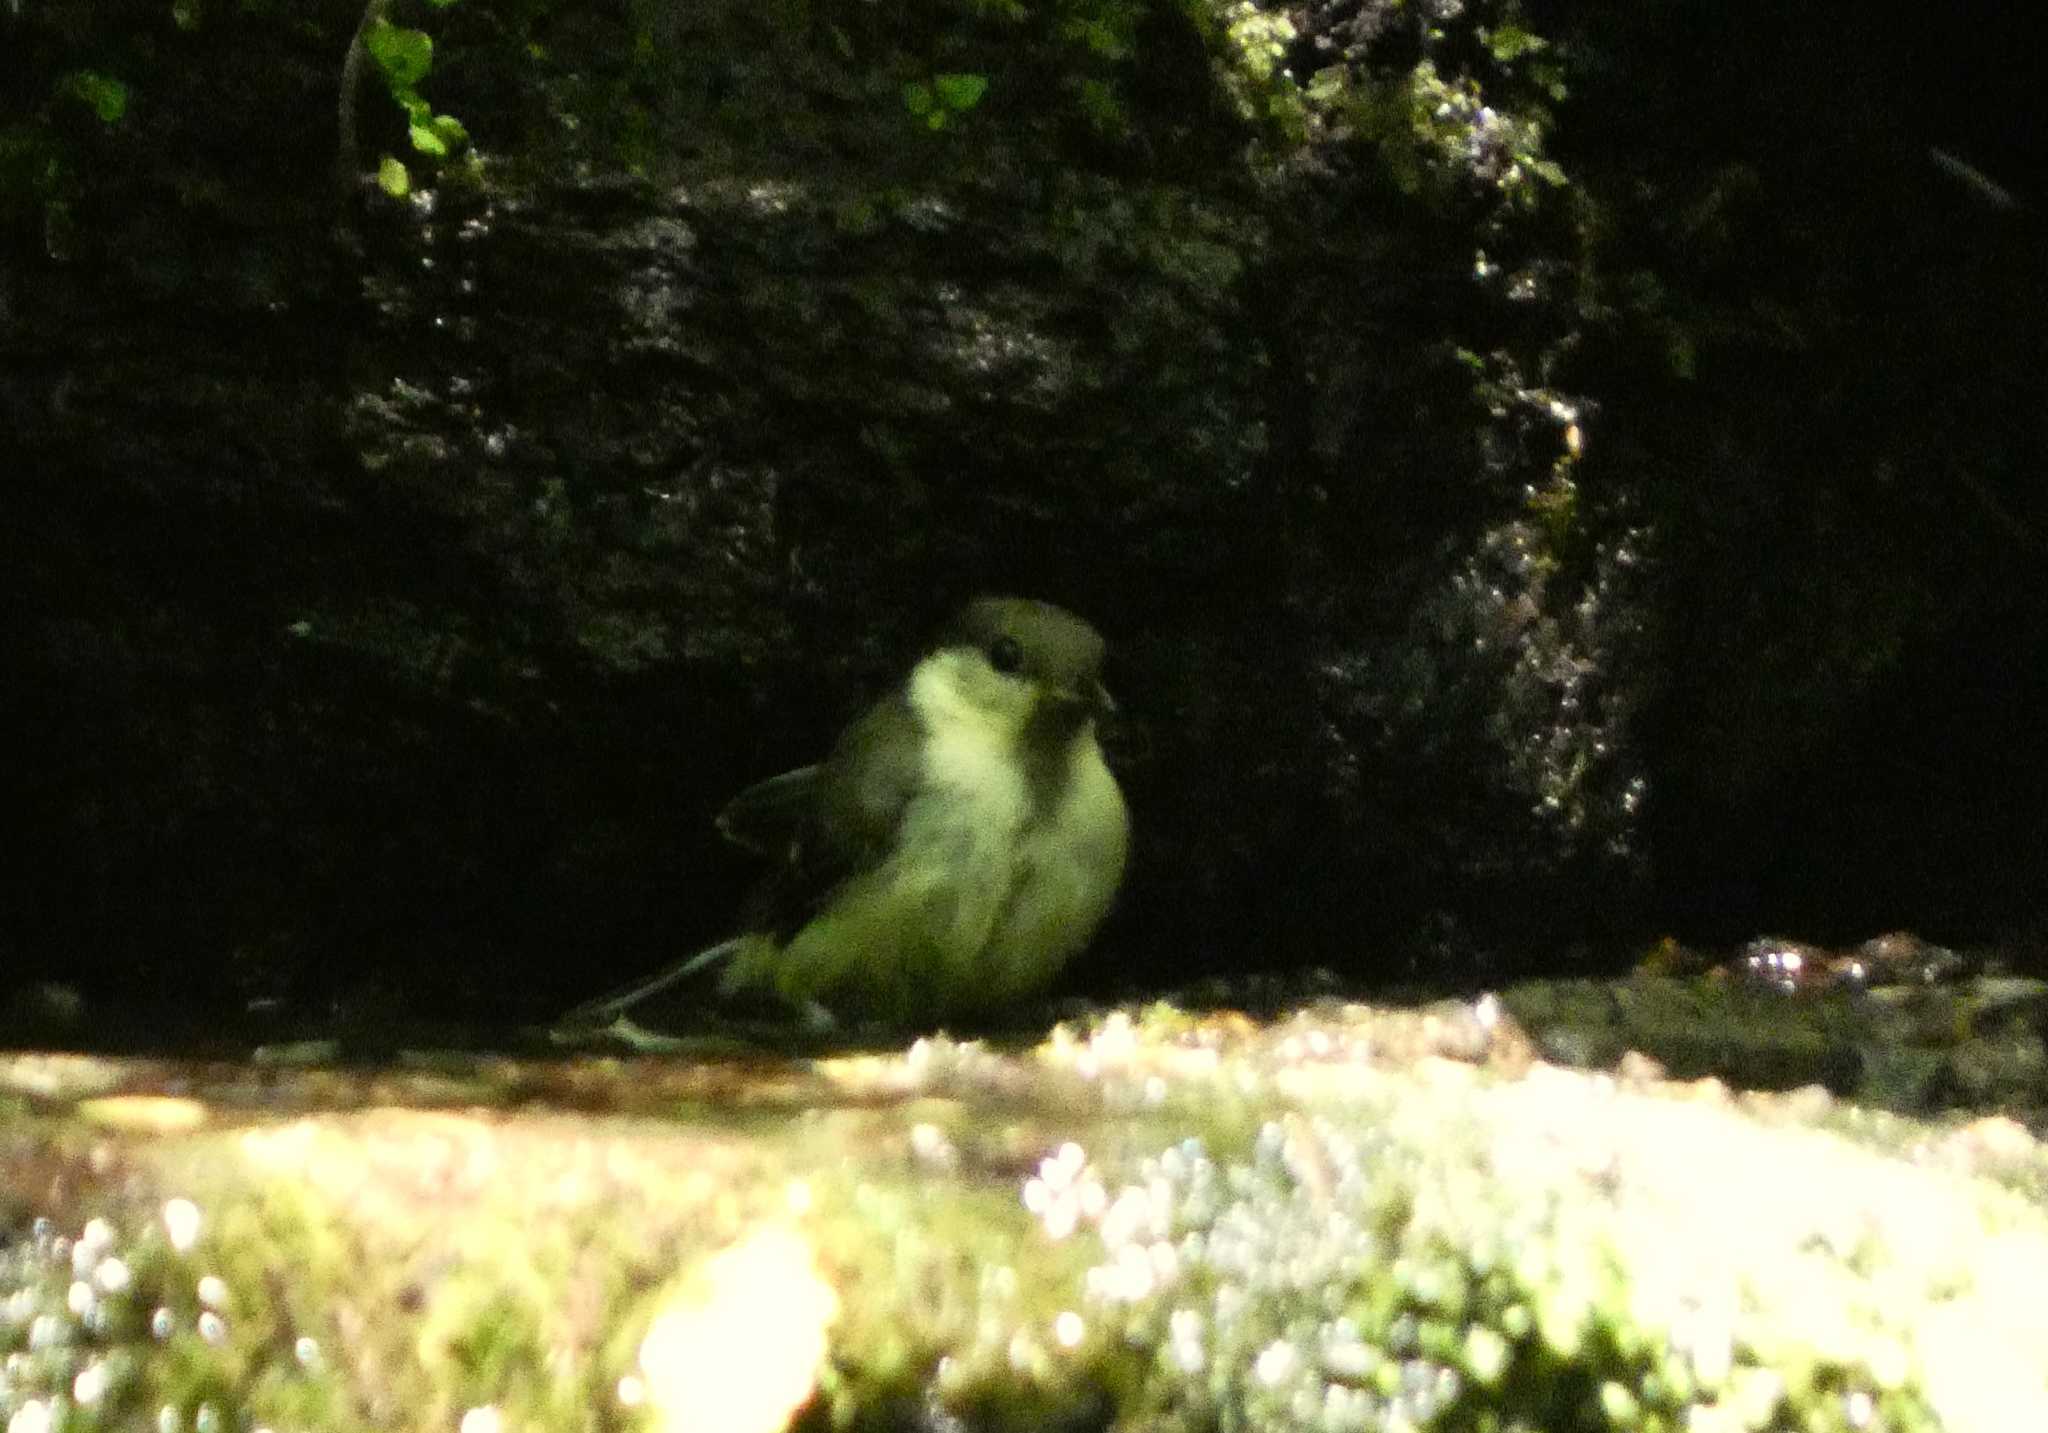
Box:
[4,0,2043,1033]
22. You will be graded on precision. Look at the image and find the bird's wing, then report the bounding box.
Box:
[550,699,923,1035]
[745,694,925,941]
[715,765,822,854]
[552,768,823,1032]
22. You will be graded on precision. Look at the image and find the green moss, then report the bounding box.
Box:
[10,1010,2040,1430]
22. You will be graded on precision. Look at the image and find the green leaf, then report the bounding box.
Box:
[1074,77,1125,133]
[423,0,460,8]
[365,21,433,92]
[932,73,987,111]
[901,81,934,117]
[62,71,129,124]
[376,154,410,198]
[429,114,469,150]
[408,122,446,157]
[1484,25,1545,62]
[1064,16,1129,59]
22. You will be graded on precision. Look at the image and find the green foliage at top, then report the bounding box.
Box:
[366,19,433,91]
[0,0,480,241]
[361,6,473,197]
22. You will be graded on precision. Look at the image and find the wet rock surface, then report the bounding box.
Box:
[1504,931,2048,1122]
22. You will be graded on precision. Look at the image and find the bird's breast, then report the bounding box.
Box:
[876,725,1128,1011]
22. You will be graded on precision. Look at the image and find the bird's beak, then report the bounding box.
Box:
[1045,679,1116,724]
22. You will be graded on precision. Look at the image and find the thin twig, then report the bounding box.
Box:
[336,0,392,205]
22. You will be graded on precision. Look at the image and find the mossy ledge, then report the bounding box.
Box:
[6,999,2048,1431]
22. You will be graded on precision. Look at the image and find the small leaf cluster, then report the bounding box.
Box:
[363,0,472,197]
[901,72,989,131]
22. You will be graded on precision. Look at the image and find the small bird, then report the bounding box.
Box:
[557,596,1129,1036]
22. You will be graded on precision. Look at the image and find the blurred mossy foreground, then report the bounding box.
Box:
[7,1003,2048,1432]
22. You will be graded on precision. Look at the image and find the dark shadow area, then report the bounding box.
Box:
[2,0,2044,1045]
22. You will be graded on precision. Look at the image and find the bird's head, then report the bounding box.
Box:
[914,596,1115,747]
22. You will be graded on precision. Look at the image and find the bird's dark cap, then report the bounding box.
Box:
[941,595,1108,691]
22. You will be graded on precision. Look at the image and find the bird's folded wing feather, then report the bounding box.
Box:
[745,695,925,942]
[552,697,926,1031]
[715,764,822,854]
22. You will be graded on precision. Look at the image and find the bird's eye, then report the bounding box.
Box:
[988,635,1025,674]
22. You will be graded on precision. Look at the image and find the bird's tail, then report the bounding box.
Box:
[551,938,745,1033]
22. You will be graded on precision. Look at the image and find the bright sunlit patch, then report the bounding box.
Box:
[1253,1339,1298,1387]
[95,1256,132,1293]
[77,1095,208,1133]
[1024,1141,1103,1241]
[457,1407,502,1433]
[162,1198,202,1252]
[638,1226,839,1433]
[72,1359,112,1406]
[8,1399,53,1433]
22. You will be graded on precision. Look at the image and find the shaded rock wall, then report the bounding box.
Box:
[4,0,2042,1027]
